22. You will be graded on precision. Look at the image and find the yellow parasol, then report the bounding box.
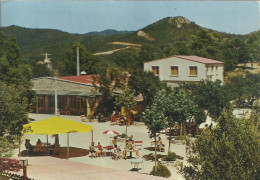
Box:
[22,116,93,159]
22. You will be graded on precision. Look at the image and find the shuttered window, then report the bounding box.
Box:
[152,66,159,75]
[190,66,197,76]
[171,66,178,76]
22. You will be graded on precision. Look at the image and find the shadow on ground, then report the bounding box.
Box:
[129,168,142,172]
[20,147,89,159]
[143,153,166,161]
[144,147,156,151]
[144,147,165,152]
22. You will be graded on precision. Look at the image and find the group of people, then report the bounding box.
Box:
[89,142,105,158]
[89,135,140,160]
[110,111,132,126]
[25,138,43,152]
[112,135,140,160]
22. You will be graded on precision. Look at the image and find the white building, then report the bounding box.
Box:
[144,55,224,86]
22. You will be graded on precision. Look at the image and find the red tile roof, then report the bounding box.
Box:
[175,55,224,64]
[57,75,94,84]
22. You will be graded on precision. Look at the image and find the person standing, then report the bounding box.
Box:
[157,137,164,152]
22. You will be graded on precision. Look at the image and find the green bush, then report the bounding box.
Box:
[174,135,186,140]
[120,133,128,138]
[150,164,171,178]
[162,152,177,161]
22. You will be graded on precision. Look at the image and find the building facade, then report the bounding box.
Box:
[31,75,101,117]
[144,55,224,85]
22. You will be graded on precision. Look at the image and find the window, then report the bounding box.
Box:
[171,66,178,76]
[152,66,159,75]
[190,66,197,76]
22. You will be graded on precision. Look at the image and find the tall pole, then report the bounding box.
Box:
[77,47,80,76]
[55,78,58,115]
[0,0,2,28]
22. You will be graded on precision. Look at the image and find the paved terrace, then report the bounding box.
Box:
[12,113,186,180]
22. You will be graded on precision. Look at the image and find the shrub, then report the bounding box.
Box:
[150,164,171,178]
[120,133,128,138]
[174,135,186,140]
[162,152,177,161]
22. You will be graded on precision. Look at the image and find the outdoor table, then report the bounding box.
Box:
[131,158,144,170]
[104,146,114,156]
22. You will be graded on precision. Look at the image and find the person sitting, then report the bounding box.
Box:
[123,140,132,159]
[25,139,33,152]
[97,142,104,158]
[89,142,97,158]
[111,113,116,123]
[123,140,140,159]
[120,116,125,126]
[36,139,42,146]
[157,137,165,152]
[131,141,140,158]
[129,135,134,143]
[112,136,117,148]
[113,145,121,160]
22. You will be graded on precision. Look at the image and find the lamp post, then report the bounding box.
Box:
[20,159,28,180]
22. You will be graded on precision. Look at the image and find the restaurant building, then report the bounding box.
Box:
[31,75,102,117]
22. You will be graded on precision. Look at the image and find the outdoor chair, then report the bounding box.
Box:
[134,141,143,150]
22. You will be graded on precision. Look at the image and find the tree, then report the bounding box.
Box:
[246,31,260,62]
[0,83,28,157]
[180,80,231,121]
[178,110,260,180]
[0,83,28,137]
[142,90,168,171]
[226,73,260,107]
[0,32,31,157]
[163,89,203,153]
[190,29,221,59]
[115,86,136,135]
[93,67,128,116]
[59,42,100,76]
[128,70,167,107]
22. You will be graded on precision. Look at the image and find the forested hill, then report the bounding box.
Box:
[0,17,244,59]
[0,16,259,76]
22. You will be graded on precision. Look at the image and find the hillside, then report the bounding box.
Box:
[82,29,134,36]
[0,16,253,64]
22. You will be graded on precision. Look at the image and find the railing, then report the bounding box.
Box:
[1,171,34,180]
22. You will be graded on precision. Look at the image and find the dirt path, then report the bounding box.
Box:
[93,47,130,55]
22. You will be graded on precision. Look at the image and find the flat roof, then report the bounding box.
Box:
[34,90,101,97]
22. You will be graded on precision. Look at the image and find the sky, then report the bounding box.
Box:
[1,0,260,35]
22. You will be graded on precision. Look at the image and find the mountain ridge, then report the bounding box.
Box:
[0,16,255,61]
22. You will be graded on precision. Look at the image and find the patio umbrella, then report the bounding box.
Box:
[103,130,120,135]
[102,130,120,145]
[23,116,93,159]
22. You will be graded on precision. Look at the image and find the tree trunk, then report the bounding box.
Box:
[125,116,128,135]
[54,134,60,155]
[18,136,21,157]
[168,128,172,154]
[180,124,183,136]
[154,136,157,172]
